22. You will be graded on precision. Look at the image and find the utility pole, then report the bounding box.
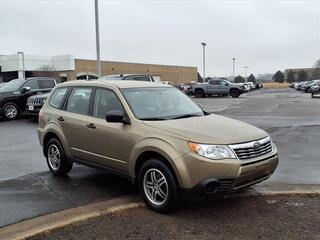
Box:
[94,0,101,77]
[17,52,25,79]
[201,42,206,83]
[232,58,235,82]
[243,66,248,82]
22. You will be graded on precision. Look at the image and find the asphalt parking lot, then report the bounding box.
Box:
[0,88,320,227]
[30,195,320,240]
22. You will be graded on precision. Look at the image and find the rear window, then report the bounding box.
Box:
[38,79,56,89]
[66,88,92,115]
[49,88,68,109]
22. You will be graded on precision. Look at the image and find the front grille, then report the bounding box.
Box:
[230,136,272,160]
[28,97,46,106]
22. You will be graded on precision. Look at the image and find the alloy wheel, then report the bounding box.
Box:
[4,105,18,119]
[143,168,168,206]
[48,144,61,170]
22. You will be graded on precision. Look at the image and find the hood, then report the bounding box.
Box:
[30,93,50,99]
[144,114,267,144]
[0,90,21,97]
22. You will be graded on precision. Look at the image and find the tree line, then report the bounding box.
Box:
[273,58,320,83]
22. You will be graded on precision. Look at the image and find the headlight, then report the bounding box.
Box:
[188,142,236,160]
[42,98,46,104]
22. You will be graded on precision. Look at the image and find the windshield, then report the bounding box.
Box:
[0,79,25,91]
[122,87,204,120]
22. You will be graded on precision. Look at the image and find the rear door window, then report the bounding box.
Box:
[49,88,68,109]
[124,76,134,80]
[38,79,56,89]
[66,88,93,115]
[134,76,150,81]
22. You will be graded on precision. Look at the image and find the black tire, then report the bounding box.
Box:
[2,102,21,120]
[138,159,180,213]
[45,138,73,176]
[230,89,240,98]
[195,89,205,98]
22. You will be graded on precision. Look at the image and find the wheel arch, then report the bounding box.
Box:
[134,150,181,188]
[229,87,240,93]
[42,124,71,158]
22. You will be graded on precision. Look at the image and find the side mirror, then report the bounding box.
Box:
[225,83,229,86]
[106,110,130,124]
[21,86,31,94]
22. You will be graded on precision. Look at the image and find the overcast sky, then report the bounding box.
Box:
[0,0,319,77]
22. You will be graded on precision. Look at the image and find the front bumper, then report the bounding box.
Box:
[25,104,42,115]
[175,150,279,195]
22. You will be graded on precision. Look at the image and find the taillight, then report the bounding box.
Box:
[39,108,45,123]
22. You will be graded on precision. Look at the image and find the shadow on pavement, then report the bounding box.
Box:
[0,165,136,227]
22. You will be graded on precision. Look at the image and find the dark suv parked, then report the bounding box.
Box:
[0,77,56,120]
[26,92,51,116]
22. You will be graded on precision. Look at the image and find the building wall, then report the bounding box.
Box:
[285,68,320,79]
[72,59,198,84]
[0,54,75,72]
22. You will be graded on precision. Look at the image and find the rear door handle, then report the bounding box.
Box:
[86,123,96,129]
[57,116,64,122]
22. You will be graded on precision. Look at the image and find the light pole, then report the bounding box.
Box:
[94,0,101,78]
[243,66,248,82]
[201,42,206,82]
[232,58,235,82]
[17,51,25,79]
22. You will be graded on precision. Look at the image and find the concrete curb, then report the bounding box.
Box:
[0,196,144,240]
[1,186,320,240]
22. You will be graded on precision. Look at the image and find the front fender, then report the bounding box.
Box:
[129,137,185,185]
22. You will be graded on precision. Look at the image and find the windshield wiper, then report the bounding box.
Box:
[140,117,167,121]
[171,114,201,119]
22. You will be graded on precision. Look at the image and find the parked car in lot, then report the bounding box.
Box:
[0,77,56,120]
[302,80,320,93]
[255,83,263,89]
[192,79,245,98]
[99,74,156,82]
[295,81,309,91]
[180,83,195,95]
[247,82,256,90]
[38,80,278,213]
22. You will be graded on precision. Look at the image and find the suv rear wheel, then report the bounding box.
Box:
[45,138,73,176]
[230,89,240,98]
[138,159,180,213]
[2,102,20,120]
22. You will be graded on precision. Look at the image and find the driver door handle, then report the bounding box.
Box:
[86,123,96,129]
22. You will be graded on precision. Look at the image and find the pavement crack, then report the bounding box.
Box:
[30,174,75,205]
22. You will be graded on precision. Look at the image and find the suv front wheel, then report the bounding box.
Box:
[138,159,180,213]
[2,102,20,120]
[45,138,73,176]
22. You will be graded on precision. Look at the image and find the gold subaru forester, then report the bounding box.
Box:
[38,80,278,213]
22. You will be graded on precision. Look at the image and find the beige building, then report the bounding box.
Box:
[0,54,198,84]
